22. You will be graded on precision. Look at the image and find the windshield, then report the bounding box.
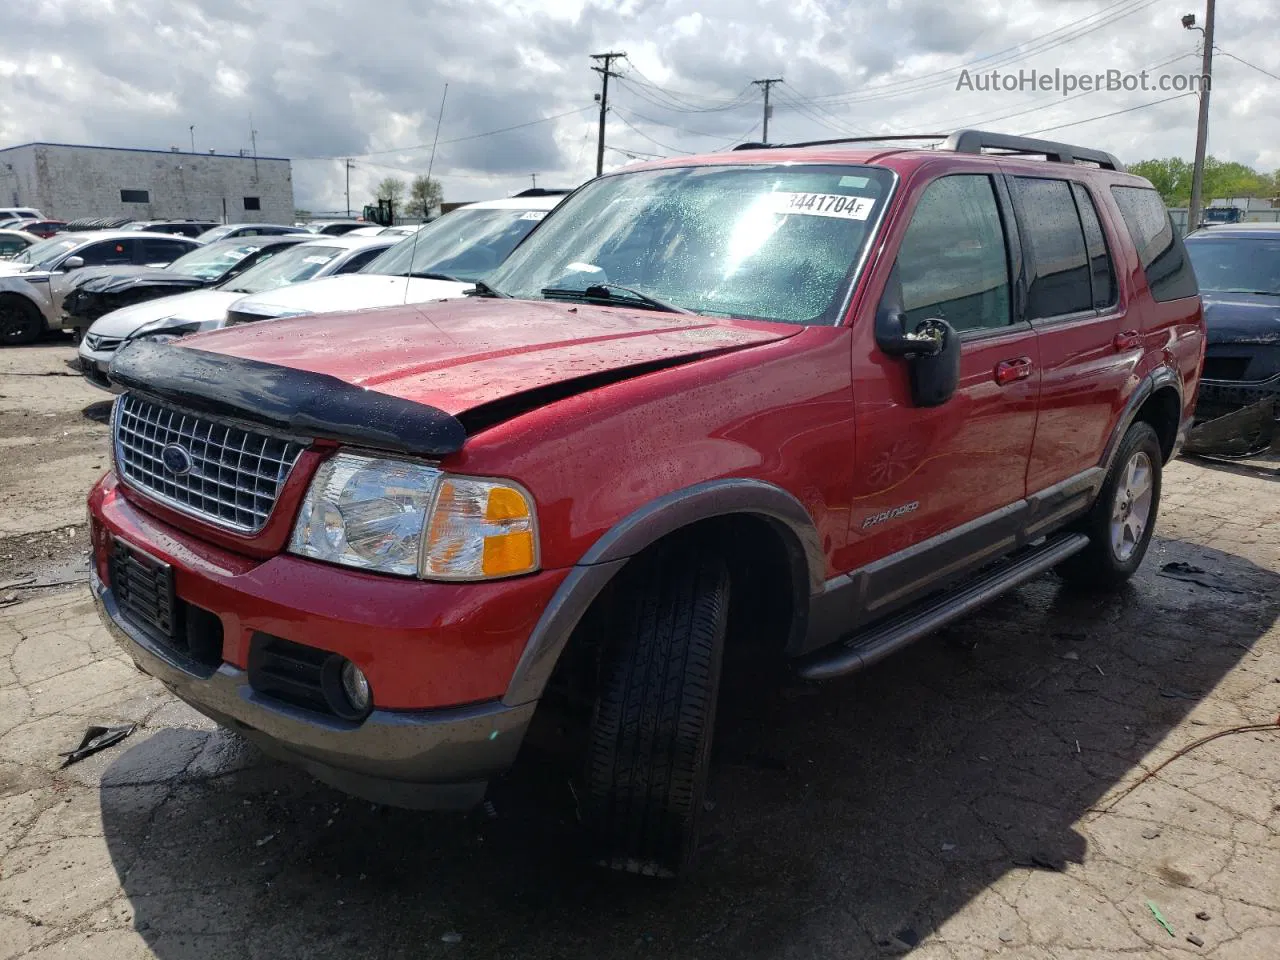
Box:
[1186,237,1280,295]
[361,207,552,282]
[1201,209,1240,224]
[486,164,895,324]
[12,236,78,268]
[194,225,235,243]
[167,241,262,280]
[221,243,343,293]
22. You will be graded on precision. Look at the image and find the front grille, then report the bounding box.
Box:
[83,333,123,353]
[114,393,304,533]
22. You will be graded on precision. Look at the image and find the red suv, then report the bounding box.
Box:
[88,130,1204,877]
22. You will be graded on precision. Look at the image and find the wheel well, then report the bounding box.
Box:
[1134,385,1181,462]
[0,292,41,316]
[525,513,802,757]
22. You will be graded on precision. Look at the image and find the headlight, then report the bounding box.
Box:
[130,318,205,344]
[288,453,538,581]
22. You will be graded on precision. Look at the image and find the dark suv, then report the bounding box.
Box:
[88,130,1204,878]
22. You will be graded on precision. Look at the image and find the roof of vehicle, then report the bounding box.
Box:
[293,234,399,251]
[57,230,203,244]
[1186,223,1280,239]
[212,223,302,230]
[618,129,1149,187]
[308,220,362,227]
[201,234,313,251]
[0,229,40,242]
[460,193,569,211]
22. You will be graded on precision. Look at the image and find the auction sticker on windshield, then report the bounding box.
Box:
[766,192,876,220]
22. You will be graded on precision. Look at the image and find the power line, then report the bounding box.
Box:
[611,105,751,139]
[295,107,593,160]
[610,109,693,155]
[1020,91,1195,136]
[794,0,1164,107]
[619,61,755,109]
[1216,48,1280,84]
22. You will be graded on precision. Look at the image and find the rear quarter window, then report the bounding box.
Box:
[1110,186,1199,302]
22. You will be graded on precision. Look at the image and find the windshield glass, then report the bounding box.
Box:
[194,225,235,243]
[1186,237,1280,295]
[13,236,78,268]
[167,241,262,280]
[222,243,343,293]
[361,207,551,282]
[487,164,895,324]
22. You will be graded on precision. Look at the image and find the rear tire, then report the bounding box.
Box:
[0,296,43,346]
[583,547,730,878]
[1058,421,1162,588]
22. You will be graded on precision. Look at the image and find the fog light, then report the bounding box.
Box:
[340,660,371,713]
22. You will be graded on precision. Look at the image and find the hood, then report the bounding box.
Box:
[179,296,800,417]
[1202,292,1280,345]
[228,273,469,318]
[79,269,206,294]
[87,289,242,338]
[0,262,38,276]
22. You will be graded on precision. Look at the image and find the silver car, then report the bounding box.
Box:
[0,231,198,345]
[77,234,395,389]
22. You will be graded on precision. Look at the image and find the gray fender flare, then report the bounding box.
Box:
[1100,364,1183,472]
[501,478,825,707]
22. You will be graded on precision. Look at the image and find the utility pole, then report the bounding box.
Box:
[249,114,259,183]
[531,173,537,189]
[345,159,353,217]
[189,125,195,153]
[591,51,626,178]
[753,78,783,143]
[1185,0,1216,231]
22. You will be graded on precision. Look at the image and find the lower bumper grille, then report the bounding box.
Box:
[110,540,176,639]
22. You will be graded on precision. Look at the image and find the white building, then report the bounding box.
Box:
[0,142,295,223]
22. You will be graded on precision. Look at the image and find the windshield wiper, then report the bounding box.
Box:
[540,283,692,314]
[465,279,509,299]
[408,270,463,282]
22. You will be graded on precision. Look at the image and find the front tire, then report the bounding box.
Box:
[584,547,730,878]
[0,296,43,346]
[1058,421,1162,588]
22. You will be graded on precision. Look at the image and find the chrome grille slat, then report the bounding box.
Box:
[114,394,303,533]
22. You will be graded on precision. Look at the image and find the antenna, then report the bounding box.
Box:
[404,83,449,305]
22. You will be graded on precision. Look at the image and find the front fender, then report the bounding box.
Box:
[501,478,823,707]
[0,275,57,329]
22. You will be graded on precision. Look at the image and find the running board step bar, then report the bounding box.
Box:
[796,533,1090,681]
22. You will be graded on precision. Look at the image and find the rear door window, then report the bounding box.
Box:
[1009,177,1092,319]
[140,238,194,263]
[1070,183,1117,310]
[895,174,1013,332]
[1111,186,1199,302]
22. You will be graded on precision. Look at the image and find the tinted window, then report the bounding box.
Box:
[895,175,1011,332]
[1070,183,1116,309]
[120,189,149,204]
[1111,186,1199,302]
[1010,177,1092,319]
[0,237,27,256]
[141,238,194,263]
[336,247,386,273]
[78,239,136,267]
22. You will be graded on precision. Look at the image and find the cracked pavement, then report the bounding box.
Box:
[1,344,1278,959]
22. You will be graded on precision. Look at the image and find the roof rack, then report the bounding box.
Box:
[732,129,1124,171]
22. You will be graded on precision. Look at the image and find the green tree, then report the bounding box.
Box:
[1130,156,1277,206]
[409,175,443,219]
[375,176,407,206]
[1128,158,1192,204]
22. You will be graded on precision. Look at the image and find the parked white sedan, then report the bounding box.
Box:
[76,234,395,390]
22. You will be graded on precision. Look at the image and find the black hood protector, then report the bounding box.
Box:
[109,340,467,457]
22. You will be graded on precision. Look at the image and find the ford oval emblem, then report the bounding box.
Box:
[160,443,193,476]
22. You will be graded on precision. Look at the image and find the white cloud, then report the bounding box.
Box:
[2,0,1278,211]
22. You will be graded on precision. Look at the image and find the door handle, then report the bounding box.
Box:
[994,357,1033,385]
[1113,329,1142,352]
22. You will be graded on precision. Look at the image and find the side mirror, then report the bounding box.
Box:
[62,255,85,271]
[875,264,962,408]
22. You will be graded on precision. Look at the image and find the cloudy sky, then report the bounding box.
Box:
[2,0,1278,212]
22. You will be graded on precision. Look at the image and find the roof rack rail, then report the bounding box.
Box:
[730,128,1124,171]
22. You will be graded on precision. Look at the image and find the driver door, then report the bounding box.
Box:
[845,172,1040,619]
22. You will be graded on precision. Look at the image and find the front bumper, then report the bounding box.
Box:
[76,343,120,392]
[93,571,535,809]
